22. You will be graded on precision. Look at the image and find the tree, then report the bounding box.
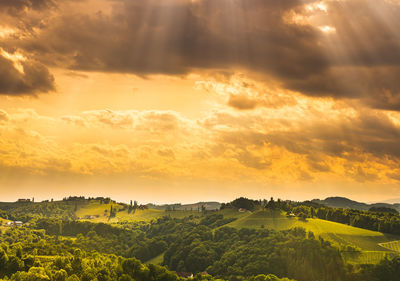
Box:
[310,207,315,218]
[109,206,116,218]
[119,274,134,281]
[267,197,275,209]
[53,270,68,281]
[66,275,80,281]
[369,207,398,214]
[230,197,258,211]
[12,267,50,281]
[0,248,8,277]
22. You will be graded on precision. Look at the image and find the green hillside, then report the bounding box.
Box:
[342,251,398,265]
[0,217,10,224]
[146,252,164,265]
[379,240,400,252]
[2,198,400,266]
[76,199,202,223]
[75,201,400,257]
[75,200,125,222]
[224,209,400,253]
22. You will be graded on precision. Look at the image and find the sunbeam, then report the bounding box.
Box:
[0,0,400,210]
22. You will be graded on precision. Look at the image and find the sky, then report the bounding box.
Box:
[1,0,400,204]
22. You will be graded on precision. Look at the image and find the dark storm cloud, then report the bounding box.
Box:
[0,54,55,95]
[285,0,400,110]
[3,0,400,109]
[7,0,327,78]
[0,0,57,95]
[0,0,55,13]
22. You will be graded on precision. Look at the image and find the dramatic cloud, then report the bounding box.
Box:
[0,52,55,95]
[1,0,400,201]
[195,74,298,110]
[2,85,400,183]
[1,0,398,109]
[0,0,55,13]
[1,0,399,109]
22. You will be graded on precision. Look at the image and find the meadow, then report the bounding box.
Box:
[224,209,399,251]
[76,200,202,223]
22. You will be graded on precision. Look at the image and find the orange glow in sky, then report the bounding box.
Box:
[1,0,400,203]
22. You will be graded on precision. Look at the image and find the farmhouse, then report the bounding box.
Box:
[17,198,31,203]
[238,208,248,212]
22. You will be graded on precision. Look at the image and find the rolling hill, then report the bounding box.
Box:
[312,196,400,212]
[76,199,203,223]
[64,199,400,257]
[223,209,400,256]
[2,197,400,265]
[75,200,400,261]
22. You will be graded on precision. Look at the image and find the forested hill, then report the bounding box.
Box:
[1,196,400,280]
[312,197,400,212]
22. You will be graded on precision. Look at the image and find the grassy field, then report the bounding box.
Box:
[223,209,400,264]
[379,240,400,252]
[114,209,201,222]
[219,208,253,219]
[0,217,10,224]
[75,200,123,222]
[146,253,164,265]
[342,251,398,265]
[76,200,203,223]
[224,210,400,253]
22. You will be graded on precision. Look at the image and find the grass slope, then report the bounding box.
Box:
[0,217,10,224]
[146,253,164,265]
[75,200,123,223]
[224,210,400,252]
[342,251,398,265]
[76,200,203,223]
[379,241,400,252]
[118,209,203,222]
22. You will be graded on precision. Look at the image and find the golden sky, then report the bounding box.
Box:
[1,0,400,203]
